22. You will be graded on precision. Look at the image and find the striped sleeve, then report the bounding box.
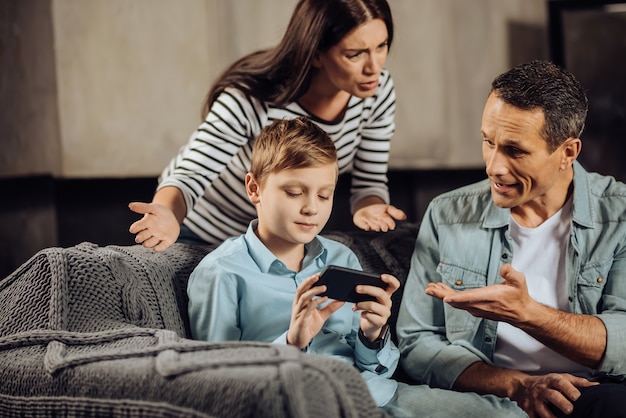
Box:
[348,69,396,211]
[158,89,262,215]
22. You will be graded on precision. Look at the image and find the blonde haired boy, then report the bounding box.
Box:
[187,117,523,417]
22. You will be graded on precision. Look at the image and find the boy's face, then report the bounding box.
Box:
[246,163,337,249]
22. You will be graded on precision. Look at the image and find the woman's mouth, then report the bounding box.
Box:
[359,80,379,90]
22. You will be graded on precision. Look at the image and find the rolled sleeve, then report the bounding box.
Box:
[597,313,626,375]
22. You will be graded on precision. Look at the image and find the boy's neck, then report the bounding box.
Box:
[254,229,306,272]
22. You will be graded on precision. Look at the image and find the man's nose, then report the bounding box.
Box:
[485,150,508,177]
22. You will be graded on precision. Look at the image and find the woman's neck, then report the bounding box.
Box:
[298,74,351,122]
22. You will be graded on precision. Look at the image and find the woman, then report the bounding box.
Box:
[129,0,407,251]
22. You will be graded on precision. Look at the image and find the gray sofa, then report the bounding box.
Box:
[0,223,419,417]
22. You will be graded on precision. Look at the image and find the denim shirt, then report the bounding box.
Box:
[396,162,626,389]
[188,220,399,406]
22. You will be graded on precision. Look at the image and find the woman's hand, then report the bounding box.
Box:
[353,198,407,232]
[129,186,186,252]
[128,201,180,252]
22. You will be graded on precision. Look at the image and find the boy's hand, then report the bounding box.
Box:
[287,274,344,350]
[355,273,399,341]
[129,202,180,252]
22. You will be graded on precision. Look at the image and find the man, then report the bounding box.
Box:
[397,60,626,418]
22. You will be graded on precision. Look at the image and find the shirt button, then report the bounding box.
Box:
[501,254,508,260]
[568,296,574,302]
[485,337,492,343]
[597,277,603,283]
[455,280,462,286]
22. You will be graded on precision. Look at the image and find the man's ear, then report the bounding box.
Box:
[560,137,582,170]
[245,173,261,204]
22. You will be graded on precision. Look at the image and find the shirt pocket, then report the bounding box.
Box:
[577,260,611,313]
[437,263,487,335]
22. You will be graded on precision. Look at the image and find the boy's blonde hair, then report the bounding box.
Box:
[250,117,338,184]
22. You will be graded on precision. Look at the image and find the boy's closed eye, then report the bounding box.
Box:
[285,189,303,197]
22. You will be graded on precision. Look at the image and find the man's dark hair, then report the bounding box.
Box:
[491,60,588,152]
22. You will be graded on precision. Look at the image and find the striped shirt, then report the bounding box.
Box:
[159,68,396,245]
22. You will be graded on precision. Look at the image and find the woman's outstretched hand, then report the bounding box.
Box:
[353,203,407,232]
[128,201,180,252]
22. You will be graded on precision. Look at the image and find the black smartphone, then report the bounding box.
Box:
[316,265,385,303]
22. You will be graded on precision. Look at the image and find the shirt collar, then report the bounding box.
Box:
[571,160,593,228]
[243,219,328,274]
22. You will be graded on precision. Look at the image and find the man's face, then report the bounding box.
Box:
[247,164,337,250]
[480,93,570,215]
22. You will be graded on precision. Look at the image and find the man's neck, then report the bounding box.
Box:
[511,171,574,228]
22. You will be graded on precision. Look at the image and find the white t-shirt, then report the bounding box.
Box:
[494,197,591,376]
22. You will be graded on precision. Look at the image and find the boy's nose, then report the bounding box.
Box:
[301,198,318,215]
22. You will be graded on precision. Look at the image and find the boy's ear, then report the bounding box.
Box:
[245,173,261,204]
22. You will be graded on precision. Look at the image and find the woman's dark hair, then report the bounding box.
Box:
[491,60,588,152]
[202,0,393,117]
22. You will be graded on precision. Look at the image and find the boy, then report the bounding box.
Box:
[187,117,523,417]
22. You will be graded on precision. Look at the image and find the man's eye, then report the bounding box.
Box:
[482,138,495,147]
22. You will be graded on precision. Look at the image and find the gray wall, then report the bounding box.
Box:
[2,0,547,178]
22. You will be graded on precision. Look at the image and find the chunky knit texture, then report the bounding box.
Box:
[0,224,419,417]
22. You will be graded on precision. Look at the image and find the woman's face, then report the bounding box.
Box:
[314,18,389,98]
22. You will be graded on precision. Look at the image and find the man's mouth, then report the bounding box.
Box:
[492,181,516,193]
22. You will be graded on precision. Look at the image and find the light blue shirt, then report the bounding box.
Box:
[397,161,626,389]
[188,220,399,406]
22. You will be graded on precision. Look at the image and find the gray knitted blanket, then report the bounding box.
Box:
[0,241,390,417]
